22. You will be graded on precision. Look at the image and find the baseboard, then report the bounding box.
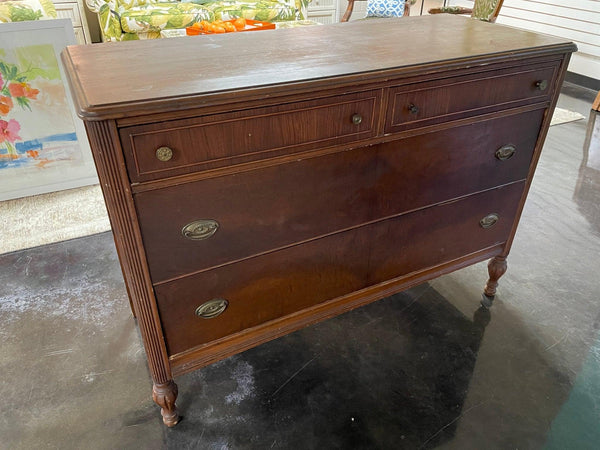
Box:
[565,72,600,92]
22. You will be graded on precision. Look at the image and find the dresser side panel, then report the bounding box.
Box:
[84,120,171,384]
[499,52,573,256]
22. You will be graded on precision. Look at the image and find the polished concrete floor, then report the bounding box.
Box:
[1,84,599,449]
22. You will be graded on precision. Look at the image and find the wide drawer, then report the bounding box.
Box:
[385,62,559,133]
[136,109,544,283]
[120,90,380,182]
[155,181,525,356]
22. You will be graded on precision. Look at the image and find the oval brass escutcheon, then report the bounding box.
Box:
[182,219,219,240]
[352,113,363,125]
[480,213,499,229]
[195,298,228,319]
[495,144,516,161]
[535,79,548,91]
[156,146,173,162]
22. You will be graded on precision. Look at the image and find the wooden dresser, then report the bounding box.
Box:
[62,15,576,427]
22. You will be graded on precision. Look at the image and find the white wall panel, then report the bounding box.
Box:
[449,0,599,79]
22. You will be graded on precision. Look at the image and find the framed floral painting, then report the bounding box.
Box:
[0,19,97,201]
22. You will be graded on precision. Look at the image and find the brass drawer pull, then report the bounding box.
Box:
[195,298,228,319]
[535,79,548,91]
[480,213,499,229]
[408,103,419,114]
[352,113,362,125]
[156,146,173,162]
[182,219,219,240]
[495,144,516,161]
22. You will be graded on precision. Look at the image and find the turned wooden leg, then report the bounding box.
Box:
[152,380,179,427]
[481,256,507,308]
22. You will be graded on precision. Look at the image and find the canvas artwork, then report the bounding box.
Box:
[0,19,97,201]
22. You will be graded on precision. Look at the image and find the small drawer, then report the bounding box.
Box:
[309,0,336,8]
[120,91,380,182]
[54,3,82,27]
[385,63,559,133]
[135,108,544,284]
[306,10,337,25]
[155,181,524,356]
[74,27,86,45]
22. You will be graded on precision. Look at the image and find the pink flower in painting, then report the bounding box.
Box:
[0,119,21,144]
[0,96,13,115]
[8,82,39,100]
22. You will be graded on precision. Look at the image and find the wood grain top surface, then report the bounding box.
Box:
[62,15,576,119]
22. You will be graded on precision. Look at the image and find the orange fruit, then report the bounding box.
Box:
[233,18,246,30]
[224,22,236,32]
[212,25,226,33]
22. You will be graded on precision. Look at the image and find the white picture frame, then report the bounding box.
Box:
[0,19,97,201]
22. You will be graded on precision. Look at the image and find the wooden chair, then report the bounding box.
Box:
[428,0,505,23]
[342,0,411,22]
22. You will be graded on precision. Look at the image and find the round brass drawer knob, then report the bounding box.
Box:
[408,103,419,114]
[480,213,499,229]
[352,113,363,125]
[156,146,173,162]
[195,298,228,319]
[495,144,516,161]
[535,79,548,91]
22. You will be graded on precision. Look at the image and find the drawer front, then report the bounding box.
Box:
[121,91,380,182]
[385,63,558,133]
[136,109,543,283]
[74,27,86,45]
[309,0,336,8]
[155,182,524,356]
[307,10,337,24]
[54,3,82,26]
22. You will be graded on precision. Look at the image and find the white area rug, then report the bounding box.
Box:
[0,184,110,254]
[0,108,587,254]
[551,107,585,126]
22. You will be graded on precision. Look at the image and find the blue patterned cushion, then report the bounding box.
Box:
[366,0,405,17]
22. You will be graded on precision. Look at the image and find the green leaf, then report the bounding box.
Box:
[167,15,185,28]
[121,33,140,41]
[0,62,15,80]
[16,96,31,111]
[9,5,43,22]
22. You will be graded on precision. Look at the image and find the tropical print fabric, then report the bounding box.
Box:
[471,0,498,21]
[434,6,465,14]
[435,0,499,22]
[86,0,158,14]
[204,0,298,22]
[0,0,57,22]
[91,0,306,41]
[120,3,214,33]
[97,4,122,40]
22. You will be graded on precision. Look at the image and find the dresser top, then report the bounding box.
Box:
[62,15,576,119]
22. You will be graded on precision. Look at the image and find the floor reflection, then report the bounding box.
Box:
[169,287,491,449]
[574,107,600,236]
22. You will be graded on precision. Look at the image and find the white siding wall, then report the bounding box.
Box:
[452,0,600,79]
[336,0,599,79]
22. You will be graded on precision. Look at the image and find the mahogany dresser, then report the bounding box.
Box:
[62,15,576,426]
